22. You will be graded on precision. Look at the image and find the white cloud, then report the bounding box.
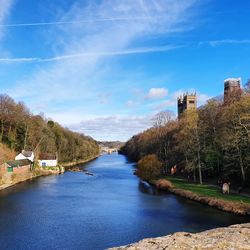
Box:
[197,93,211,105]
[0,0,13,40]
[126,100,138,107]
[69,115,153,141]
[146,87,168,99]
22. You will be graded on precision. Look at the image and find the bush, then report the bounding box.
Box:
[155,179,173,190]
[136,154,163,181]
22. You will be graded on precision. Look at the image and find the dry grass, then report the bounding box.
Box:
[0,143,16,165]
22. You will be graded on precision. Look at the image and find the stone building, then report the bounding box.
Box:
[224,78,242,104]
[177,92,197,119]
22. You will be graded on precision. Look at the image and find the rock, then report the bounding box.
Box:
[109,223,250,250]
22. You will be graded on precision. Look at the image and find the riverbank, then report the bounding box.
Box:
[0,168,61,191]
[0,155,100,191]
[110,223,250,250]
[149,177,250,216]
[61,155,99,169]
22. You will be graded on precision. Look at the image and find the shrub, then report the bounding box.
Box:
[136,154,163,181]
[155,179,173,190]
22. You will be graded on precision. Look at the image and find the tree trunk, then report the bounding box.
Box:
[197,150,203,184]
[238,146,245,182]
[195,128,203,184]
[24,123,28,150]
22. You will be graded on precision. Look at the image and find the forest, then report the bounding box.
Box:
[121,84,250,186]
[0,94,99,164]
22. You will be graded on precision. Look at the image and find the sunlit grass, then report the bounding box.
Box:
[165,176,250,204]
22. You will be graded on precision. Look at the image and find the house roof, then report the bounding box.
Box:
[6,159,31,168]
[21,150,33,157]
[38,153,57,160]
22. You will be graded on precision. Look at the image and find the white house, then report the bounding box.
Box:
[15,150,35,163]
[38,153,58,167]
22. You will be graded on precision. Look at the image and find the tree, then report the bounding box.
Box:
[136,154,163,181]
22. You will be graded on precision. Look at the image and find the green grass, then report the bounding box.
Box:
[165,176,250,204]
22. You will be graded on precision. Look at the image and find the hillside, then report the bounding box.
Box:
[0,94,99,163]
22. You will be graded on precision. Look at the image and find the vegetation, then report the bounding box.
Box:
[136,154,163,181]
[0,143,15,165]
[166,176,250,204]
[121,85,250,187]
[0,94,100,163]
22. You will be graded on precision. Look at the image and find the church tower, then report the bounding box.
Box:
[224,78,242,104]
[178,92,197,119]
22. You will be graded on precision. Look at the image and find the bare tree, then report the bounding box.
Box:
[152,110,175,128]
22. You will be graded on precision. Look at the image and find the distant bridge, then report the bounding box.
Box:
[101,147,118,154]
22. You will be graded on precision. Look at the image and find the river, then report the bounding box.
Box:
[0,153,248,250]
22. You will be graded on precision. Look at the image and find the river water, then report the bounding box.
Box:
[0,154,248,250]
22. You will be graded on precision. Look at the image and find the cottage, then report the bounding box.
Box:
[38,153,58,167]
[15,150,35,163]
[4,159,32,173]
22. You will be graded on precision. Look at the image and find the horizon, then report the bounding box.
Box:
[1,0,250,141]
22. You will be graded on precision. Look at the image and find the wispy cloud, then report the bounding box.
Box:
[0,44,184,64]
[0,15,179,28]
[0,0,14,39]
[199,39,250,47]
[145,88,168,100]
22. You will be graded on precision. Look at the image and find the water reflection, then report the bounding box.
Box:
[138,181,167,196]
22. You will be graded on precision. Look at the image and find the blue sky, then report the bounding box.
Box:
[1,0,250,141]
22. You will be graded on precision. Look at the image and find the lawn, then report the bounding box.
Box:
[165,176,250,204]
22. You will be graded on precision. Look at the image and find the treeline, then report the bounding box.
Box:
[0,94,100,163]
[121,85,250,186]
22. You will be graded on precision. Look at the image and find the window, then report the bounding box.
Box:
[189,100,195,104]
[42,162,46,167]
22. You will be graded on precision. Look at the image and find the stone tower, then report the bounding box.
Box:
[178,92,197,119]
[224,78,242,104]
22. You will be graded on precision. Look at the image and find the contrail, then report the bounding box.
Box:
[0,45,185,63]
[0,16,166,27]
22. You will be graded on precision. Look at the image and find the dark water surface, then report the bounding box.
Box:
[0,154,248,250]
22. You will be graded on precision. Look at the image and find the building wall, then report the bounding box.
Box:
[13,165,30,174]
[0,163,31,185]
[38,160,58,167]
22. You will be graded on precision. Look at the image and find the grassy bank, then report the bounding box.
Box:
[165,176,250,204]
[150,176,250,215]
